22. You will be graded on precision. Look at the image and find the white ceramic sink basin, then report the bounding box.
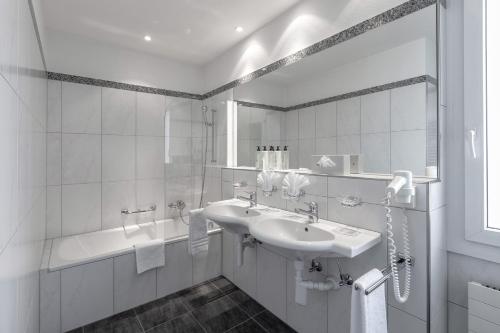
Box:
[249,217,381,259]
[203,204,260,234]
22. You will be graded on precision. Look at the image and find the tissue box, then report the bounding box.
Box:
[349,154,363,174]
[311,155,350,176]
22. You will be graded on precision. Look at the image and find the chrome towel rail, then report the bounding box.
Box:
[121,204,157,215]
[354,253,414,296]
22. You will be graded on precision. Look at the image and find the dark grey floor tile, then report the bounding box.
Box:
[192,296,249,333]
[254,310,296,333]
[146,313,204,333]
[211,276,238,294]
[83,310,142,333]
[179,282,224,310]
[226,319,267,333]
[135,292,189,331]
[65,328,83,333]
[227,290,265,317]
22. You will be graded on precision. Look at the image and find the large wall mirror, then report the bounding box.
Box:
[230,3,438,178]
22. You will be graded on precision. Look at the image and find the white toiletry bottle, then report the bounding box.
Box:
[256,146,262,169]
[282,145,289,170]
[262,146,269,170]
[275,146,282,170]
[269,146,276,170]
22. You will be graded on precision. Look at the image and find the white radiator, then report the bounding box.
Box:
[468,282,500,333]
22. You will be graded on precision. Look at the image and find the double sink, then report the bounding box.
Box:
[203,199,381,260]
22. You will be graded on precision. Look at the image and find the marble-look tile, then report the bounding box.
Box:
[61,133,101,184]
[61,183,101,236]
[101,181,136,229]
[61,259,114,332]
[148,313,204,333]
[286,110,299,140]
[192,296,249,333]
[387,306,426,333]
[47,133,61,185]
[47,80,62,133]
[137,136,165,179]
[61,82,101,134]
[360,90,390,134]
[298,107,316,139]
[102,135,135,182]
[256,246,286,321]
[46,185,62,239]
[337,97,360,136]
[254,310,296,333]
[391,130,426,175]
[337,135,360,155]
[211,276,238,295]
[102,87,136,135]
[134,292,189,331]
[361,132,390,174]
[40,270,61,333]
[193,233,222,284]
[156,240,193,298]
[227,319,267,333]
[179,282,223,310]
[228,290,265,317]
[114,253,157,313]
[390,83,427,131]
[315,137,337,156]
[83,310,142,333]
[315,102,337,138]
[137,92,165,136]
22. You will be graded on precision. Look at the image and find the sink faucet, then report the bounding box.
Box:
[237,191,257,208]
[295,201,319,223]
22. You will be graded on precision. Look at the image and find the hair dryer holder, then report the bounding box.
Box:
[386,170,416,207]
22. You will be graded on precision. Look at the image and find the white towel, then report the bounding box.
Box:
[351,269,387,333]
[316,155,336,168]
[188,208,209,256]
[282,172,310,198]
[134,239,165,274]
[257,171,280,192]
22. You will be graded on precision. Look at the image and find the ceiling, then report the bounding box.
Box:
[41,0,302,65]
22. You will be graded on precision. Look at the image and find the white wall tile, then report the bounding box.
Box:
[40,270,61,333]
[388,306,427,333]
[101,181,136,229]
[361,90,390,134]
[337,135,360,155]
[46,133,61,185]
[136,179,165,223]
[391,130,426,175]
[61,82,101,134]
[102,135,135,182]
[61,133,101,184]
[327,177,386,203]
[222,169,234,183]
[361,132,390,173]
[287,195,328,220]
[61,259,114,331]
[157,240,193,297]
[391,83,427,131]
[256,246,287,321]
[167,100,192,138]
[102,88,136,135]
[315,137,337,155]
[299,138,315,168]
[137,136,165,179]
[286,110,299,140]
[137,92,165,136]
[337,97,360,136]
[316,102,337,138]
[62,183,101,236]
[0,0,18,87]
[46,186,62,239]
[193,233,222,284]
[448,302,467,333]
[298,108,316,139]
[114,253,157,313]
[222,181,234,200]
[47,80,62,133]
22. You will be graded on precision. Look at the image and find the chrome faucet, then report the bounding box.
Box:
[237,191,257,208]
[295,201,319,223]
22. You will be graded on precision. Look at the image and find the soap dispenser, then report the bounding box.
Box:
[282,145,289,170]
[255,146,262,169]
[262,146,269,170]
[275,146,282,170]
[269,146,275,170]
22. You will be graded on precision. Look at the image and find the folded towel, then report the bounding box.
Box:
[257,171,281,193]
[282,172,310,198]
[188,208,209,256]
[134,239,165,274]
[351,269,387,333]
[316,155,336,168]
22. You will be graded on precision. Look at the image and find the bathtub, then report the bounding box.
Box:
[45,218,221,271]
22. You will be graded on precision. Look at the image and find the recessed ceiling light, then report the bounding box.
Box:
[235,26,243,33]
[144,35,152,42]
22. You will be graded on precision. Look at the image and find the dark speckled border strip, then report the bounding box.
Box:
[47,72,204,100]
[235,75,435,112]
[202,0,436,99]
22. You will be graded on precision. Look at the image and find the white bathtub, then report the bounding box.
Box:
[45,218,221,271]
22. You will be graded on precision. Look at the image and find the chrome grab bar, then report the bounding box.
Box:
[121,204,157,215]
[354,253,414,295]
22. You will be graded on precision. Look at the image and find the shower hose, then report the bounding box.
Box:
[385,195,411,303]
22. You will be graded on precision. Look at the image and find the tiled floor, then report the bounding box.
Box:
[68,276,296,333]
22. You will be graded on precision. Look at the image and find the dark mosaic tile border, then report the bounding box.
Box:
[47,72,204,100]
[236,75,435,112]
[202,0,436,99]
